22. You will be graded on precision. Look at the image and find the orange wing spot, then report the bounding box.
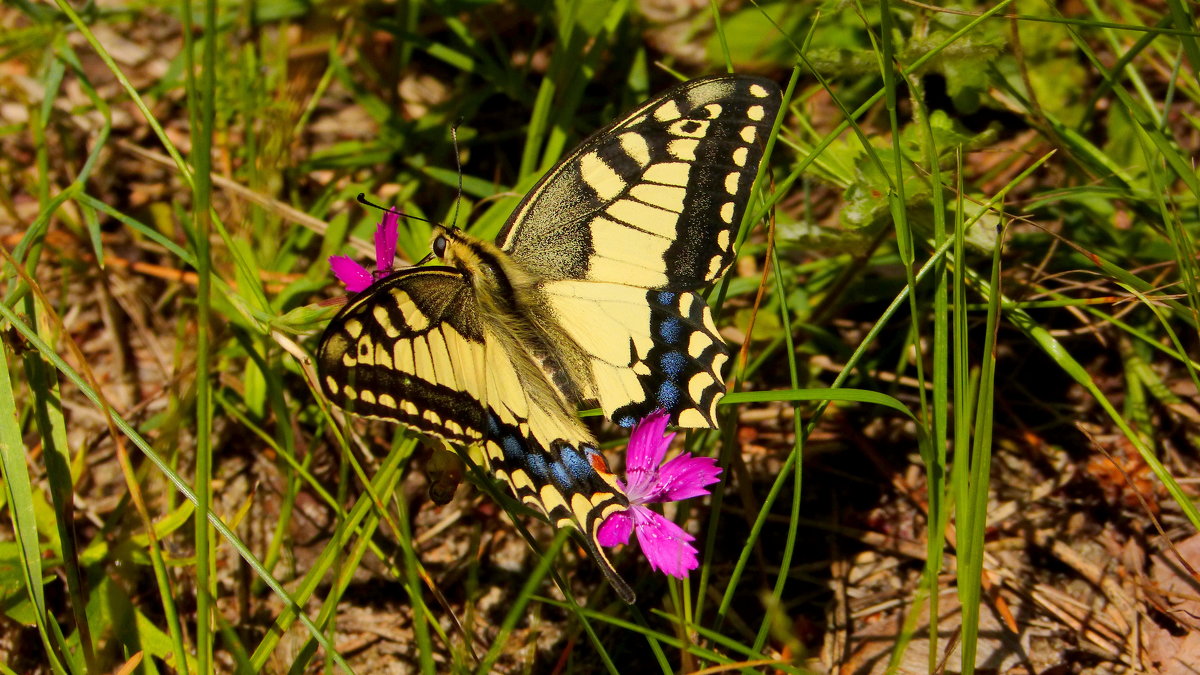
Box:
[588,450,614,474]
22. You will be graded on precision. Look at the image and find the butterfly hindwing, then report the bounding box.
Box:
[539,281,727,428]
[497,75,782,290]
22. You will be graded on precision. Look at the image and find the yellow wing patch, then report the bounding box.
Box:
[540,280,727,429]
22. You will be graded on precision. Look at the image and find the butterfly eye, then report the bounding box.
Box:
[433,235,448,258]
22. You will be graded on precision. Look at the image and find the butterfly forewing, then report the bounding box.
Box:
[318,267,489,443]
[497,75,782,290]
[318,266,634,600]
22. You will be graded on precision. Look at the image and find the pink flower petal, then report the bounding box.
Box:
[597,511,633,547]
[632,508,699,578]
[329,256,373,293]
[655,454,722,502]
[598,411,721,582]
[626,410,674,474]
[374,213,399,274]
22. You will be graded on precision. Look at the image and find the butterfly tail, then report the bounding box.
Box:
[534,439,637,603]
[538,439,637,603]
[480,420,637,602]
[578,522,636,603]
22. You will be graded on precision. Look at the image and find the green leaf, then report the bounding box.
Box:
[85,574,183,670]
[0,542,40,626]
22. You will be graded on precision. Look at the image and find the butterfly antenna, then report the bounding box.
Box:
[356,193,439,226]
[450,120,465,230]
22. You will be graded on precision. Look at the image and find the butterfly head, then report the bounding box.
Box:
[427,224,479,269]
[427,225,529,308]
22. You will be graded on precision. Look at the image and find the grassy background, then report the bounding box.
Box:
[1,0,1199,672]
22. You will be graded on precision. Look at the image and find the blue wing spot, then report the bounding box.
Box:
[550,462,572,491]
[656,291,677,306]
[658,317,683,343]
[558,444,592,480]
[660,351,687,378]
[657,381,681,410]
[486,413,501,437]
[617,415,637,427]
[524,453,550,481]
[502,434,524,466]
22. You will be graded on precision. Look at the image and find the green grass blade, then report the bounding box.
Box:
[0,337,68,674]
[0,304,356,672]
[957,222,1006,675]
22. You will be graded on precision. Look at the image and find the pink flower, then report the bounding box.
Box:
[329,212,399,292]
[597,410,722,578]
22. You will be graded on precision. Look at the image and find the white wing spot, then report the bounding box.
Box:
[654,100,681,121]
[678,408,707,427]
[740,126,757,143]
[749,83,769,98]
[668,138,698,161]
[645,162,691,187]
[357,337,375,365]
[375,343,392,369]
[580,151,626,200]
[688,372,711,402]
[619,132,651,166]
[512,469,535,491]
[405,308,429,332]
[393,339,414,373]
[706,254,724,278]
[669,119,709,138]
[540,485,569,514]
[747,105,765,121]
[678,292,696,316]
[688,329,711,358]
[606,199,680,238]
[373,305,399,338]
[720,201,735,224]
[732,146,748,167]
[630,183,686,213]
[725,172,740,195]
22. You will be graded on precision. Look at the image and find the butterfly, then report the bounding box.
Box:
[317,75,781,602]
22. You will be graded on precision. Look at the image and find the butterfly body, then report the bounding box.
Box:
[318,75,782,602]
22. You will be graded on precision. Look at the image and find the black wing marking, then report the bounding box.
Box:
[497,75,782,291]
